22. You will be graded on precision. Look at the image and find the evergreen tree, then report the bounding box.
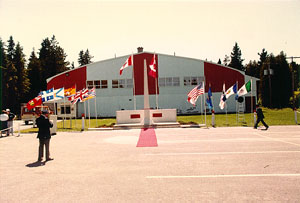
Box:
[0,38,8,115]
[223,55,230,66]
[39,35,70,90]
[14,42,30,110]
[217,58,222,64]
[27,49,43,99]
[245,60,259,78]
[260,52,292,108]
[78,49,93,66]
[228,42,244,71]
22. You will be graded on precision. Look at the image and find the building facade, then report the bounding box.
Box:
[47,49,259,118]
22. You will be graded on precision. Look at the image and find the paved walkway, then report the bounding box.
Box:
[1,126,300,202]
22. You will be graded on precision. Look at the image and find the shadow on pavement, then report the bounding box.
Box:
[26,161,46,168]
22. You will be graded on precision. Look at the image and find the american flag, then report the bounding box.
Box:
[69,88,89,105]
[187,82,205,105]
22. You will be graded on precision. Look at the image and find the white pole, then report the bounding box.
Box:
[203,81,206,126]
[143,59,151,126]
[88,98,91,128]
[251,78,253,125]
[155,77,158,109]
[95,92,98,127]
[132,53,136,110]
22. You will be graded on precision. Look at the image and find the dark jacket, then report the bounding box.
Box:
[256,107,264,119]
[36,115,53,139]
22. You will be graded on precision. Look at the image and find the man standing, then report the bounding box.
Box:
[254,104,269,130]
[36,110,53,162]
[6,109,15,136]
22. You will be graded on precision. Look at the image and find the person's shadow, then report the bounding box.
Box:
[26,161,46,167]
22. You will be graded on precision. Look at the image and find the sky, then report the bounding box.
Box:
[1,0,300,67]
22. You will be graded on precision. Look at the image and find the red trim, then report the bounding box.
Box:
[47,66,87,90]
[133,53,159,95]
[131,114,141,119]
[204,62,245,92]
[152,113,162,117]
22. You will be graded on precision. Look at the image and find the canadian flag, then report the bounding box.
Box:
[149,54,157,78]
[120,55,133,75]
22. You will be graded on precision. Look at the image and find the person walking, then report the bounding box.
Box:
[254,104,269,130]
[6,109,15,136]
[36,110,53,162]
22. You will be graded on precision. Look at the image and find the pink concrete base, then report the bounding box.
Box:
[136,128,158,147]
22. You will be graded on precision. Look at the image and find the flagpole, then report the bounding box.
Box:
[63,87,66,129]
[154,53,158,109]
[236,81,238,125]
[203,81,206,127]
[251,78,253,126]
[94,89,98,127]
[132,53,136,110]
[88,97,91,128]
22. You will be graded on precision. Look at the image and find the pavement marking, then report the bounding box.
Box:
[254,132,300,147]
[145,151,300,156]
[146,174,300,179]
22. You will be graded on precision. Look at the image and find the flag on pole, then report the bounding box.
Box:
[206,86,213,109]
[26,96,42,110]
[237,80,251,97]
[40,87,64,102]
[69,88,89,105]
[82,87,96,101]
[64,85,76,97]
[120,55,133,75]
[149,54,157,78]
[225,83,238,99]
[187,82,205,106]
[219,83,227,110]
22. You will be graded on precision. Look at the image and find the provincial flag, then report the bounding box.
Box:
[82,87,96,101]
[64,85,76,97]
[219,83,226,110]
[149,54,157,78]
[120,55,133,75]
[69,88,89,105]
[26,96,42,110]
[187,82,205,106]
[206,86,213,109]
[225,83,238,99]
[40,87,64,102]
[238,80,251,97]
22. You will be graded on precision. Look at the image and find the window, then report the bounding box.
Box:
[126,79,133,88]
[101,80,108,88]
[87,81,93,89]
[159,77,180,87]
[87,80,108,89]
[94,80,100,88]
[61,106,71,114]
[184,76,204,86]
[112,79,133,89]
[112,80,119,88]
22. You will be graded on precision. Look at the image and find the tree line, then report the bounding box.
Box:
[222,42,299,109]
[0,36,299,115]
[0,35,93,114]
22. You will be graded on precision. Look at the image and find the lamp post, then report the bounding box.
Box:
[264,63,274,108]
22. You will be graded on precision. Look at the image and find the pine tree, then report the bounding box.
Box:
[78,49,93,66]
[14,42,30,109]
[229,42,244,71]
[217,58,222,64]
[27,49,42,99]
[39,35,70,90]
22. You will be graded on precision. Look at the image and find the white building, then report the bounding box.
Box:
[47,48,258,118]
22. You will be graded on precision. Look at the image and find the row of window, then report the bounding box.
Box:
[87,76,204,89]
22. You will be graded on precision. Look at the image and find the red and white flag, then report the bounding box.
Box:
[120,55,133,75]
[187,82,205,106]
[69,88,89,105]
[26,95,43,110]
[149,54,157,78]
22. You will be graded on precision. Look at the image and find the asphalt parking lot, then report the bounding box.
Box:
[1,126,300,202]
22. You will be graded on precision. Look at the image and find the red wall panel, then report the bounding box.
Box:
[204,62,245,92]
[133,53,159,95]
[47,66,87,90]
